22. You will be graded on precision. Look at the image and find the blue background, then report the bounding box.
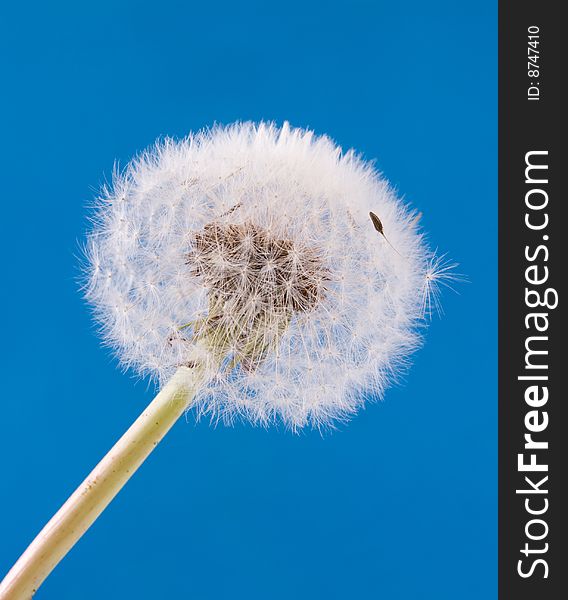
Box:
[0,2,496,598]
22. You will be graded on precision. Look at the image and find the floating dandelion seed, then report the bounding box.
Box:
[421,252,464,318]
[0,121,456,599]
[369,210,401,255]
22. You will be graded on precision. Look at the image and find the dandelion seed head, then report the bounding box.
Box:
[84,121,451,429]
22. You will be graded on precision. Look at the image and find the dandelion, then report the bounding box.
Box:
[0,121,454,599]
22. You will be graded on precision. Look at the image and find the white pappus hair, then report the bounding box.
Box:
[84,121,450,430]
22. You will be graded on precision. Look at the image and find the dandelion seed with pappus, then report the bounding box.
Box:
[0,121,456,599]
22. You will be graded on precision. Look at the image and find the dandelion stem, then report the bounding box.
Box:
[0,365,203,600]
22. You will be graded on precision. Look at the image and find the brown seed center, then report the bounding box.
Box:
[185,220,328,370]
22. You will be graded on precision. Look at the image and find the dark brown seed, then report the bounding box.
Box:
[369,211,384,234]
[369,211,401,256]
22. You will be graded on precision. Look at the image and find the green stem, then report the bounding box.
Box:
[0,366,203,600]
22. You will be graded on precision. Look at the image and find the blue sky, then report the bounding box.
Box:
[0,2,496,598]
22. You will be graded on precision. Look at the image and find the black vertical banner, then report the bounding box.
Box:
[499,2,566,599]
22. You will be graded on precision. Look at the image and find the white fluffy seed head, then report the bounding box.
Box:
[84,121,450,430]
